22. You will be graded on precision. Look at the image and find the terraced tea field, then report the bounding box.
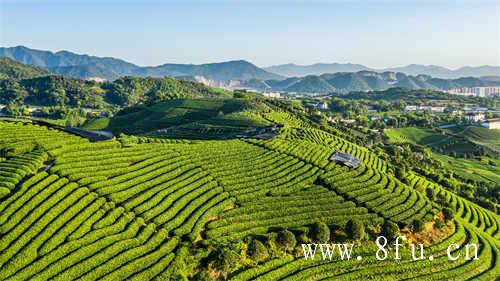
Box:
[385,127,483,156]
[0,120,498,280]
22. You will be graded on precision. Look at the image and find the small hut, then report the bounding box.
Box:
[330,151,361,168]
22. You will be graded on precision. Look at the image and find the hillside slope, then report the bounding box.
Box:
[0,56,49,79]
[0,118,497,280]
[0,75,230,107]
[103,98,271,136]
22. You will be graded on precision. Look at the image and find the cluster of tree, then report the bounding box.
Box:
[197,216,451,280]
[384,142,498,214]
[418,166,498,214]
[2,104,102,127]
[0,75,229,109]
[0,57,49,80]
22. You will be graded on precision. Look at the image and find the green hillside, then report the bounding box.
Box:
[433,153,500,185]
[0,117,498,280]
[444,125,500,152]
[0,74,230,108]
[0,56,49,79]
[385,127,484,156]
[103,98,271,137]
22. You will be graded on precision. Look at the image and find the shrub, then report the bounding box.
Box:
[248,240,269,263]
[425,187,435,201]
[382,221,400,241]
[435,218,445,229]
[213,248,240,277]
[311,222,330,243]
[346,219,365,240]
[412,219,425,232]
[442,207,455,221]
[193,270,216,281]
[276,230,296,252]
[436,193,447,206]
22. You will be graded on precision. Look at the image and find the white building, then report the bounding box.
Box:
[464,113,485,123]
[447,87,500,97]
[431,106,445,113]
[405,105,417,111]
[464,107,488,112]
[404,105,444,112]
[263,92,281,98]
[481,119,500,129]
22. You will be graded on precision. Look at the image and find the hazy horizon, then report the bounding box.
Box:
[1,0,499,68]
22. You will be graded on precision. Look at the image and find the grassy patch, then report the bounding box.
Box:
[433,153,500,184]
[385,127,484,156]
[81,118,110,130]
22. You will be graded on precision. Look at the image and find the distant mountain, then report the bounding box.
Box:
[0,46,137,79]
[135,60,282,81]
[0,56,49,79]
[49,65,120,80]
[0,46,282,81]
[264,63,370,77]
[264,63,500,79]
[263,71,500,94]
[284,75,336,93]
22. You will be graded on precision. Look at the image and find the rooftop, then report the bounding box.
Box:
[330,151,361,168]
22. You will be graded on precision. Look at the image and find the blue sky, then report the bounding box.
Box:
[1,0,499,68]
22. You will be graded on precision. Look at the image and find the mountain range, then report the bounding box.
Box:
[264,63,500,79]
[1,46,499,94]
[0,46,282,81]
[259,71,500,94]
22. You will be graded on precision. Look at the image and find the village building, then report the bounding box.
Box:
[481,119,500,129]
[464,113,485,123]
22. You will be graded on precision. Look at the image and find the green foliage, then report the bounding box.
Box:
[425,187,436,201]
[276,230,297,252]
[382,221,400,241]
[412,219,425,232]
[346,219,365,240]
[311,222,330,243]
[104,76,230,106]
[193,270,217,281]
[81,117,110,130]
[0,57,49,79]
[0,75,229,108]
[435,218,446,229]
[107,98,270,136]
[0,118,498,281]
[443,207,455,221]
[247,240,269,263]
[385,127,484,157]
[213,248,240,276]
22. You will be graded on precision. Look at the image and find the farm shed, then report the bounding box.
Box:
[330,151,361,168]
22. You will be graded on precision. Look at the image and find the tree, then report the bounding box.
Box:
[346,219,365,240]
[425,187,435,201]
[382,221,400,241]
[248,240,269,263]
[435,218,445,229]
[442,207,455,221]
[276,230,297,252]
[213,248,239,277]
[311,222,330,243]
[412,219,425,232]
[436,193,447,206]
[193,271,216,281]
